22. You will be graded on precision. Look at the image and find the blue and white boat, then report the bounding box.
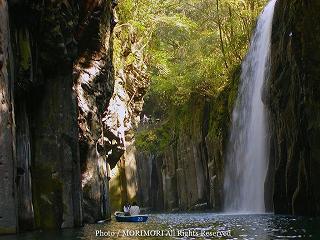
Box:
[114,211,148,222]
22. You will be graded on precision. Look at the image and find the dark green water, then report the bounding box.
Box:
[1,213,320,240]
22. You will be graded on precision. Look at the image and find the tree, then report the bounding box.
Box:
[115,0,267,109]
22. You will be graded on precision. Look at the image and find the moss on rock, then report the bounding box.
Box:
[32,164,63,229]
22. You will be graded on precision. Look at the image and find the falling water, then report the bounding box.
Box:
[224,0,277,213]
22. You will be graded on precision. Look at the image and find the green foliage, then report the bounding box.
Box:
[32,164,63,229]
[116,0,267,98]
[116,0,267,107]
[135,126,172,153]
[115,0,268,153]
[18,30,32,71]
[146,0,267,106]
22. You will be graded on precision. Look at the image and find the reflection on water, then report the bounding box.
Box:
[1,213,320,240]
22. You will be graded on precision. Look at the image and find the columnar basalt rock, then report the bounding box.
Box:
[28,2,82,229]
[107,27,150,211]
[136,91,234,212]
[8,0,87,230]
[0,0,119,234]
[267,0,320,216]
[74,0,115,223]
[136,152,164,210]
[15,102,34,230]
[107,70,149,211]
[0,0,17,234]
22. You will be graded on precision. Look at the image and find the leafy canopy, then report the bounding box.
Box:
[115,0,267,152]
[116,0,266,107]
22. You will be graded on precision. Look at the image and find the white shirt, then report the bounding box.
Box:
[129,205,140,216]
[123,205,130,213]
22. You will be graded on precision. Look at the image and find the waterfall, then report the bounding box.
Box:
[223,0,277,213]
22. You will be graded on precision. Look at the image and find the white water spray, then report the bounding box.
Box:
[224,0,277,213]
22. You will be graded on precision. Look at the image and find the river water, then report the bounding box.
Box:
[1,213,319,240]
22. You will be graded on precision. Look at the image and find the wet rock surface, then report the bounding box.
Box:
[0,0,118,234]
[136,88,238,212]
[107,26,150,211]
[268,0,320,216]
[0,1,17,234]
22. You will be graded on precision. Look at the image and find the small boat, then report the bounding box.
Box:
[114,211,148,222]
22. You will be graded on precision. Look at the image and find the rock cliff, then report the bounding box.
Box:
[0,1,17,234]
[0,0,118,234]
[267,0,320,216]
[135,75,239,212]
[107,25,150,212]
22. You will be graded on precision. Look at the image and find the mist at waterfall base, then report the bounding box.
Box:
[223,0,277,213]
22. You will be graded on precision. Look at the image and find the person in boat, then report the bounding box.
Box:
[123,202,131,216]
[129,202,140,216]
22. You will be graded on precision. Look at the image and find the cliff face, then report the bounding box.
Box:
[74,0,114,224]
[268,0,320,216]
[136,78,239,211]
[0,1,17,234]
[0,0,117,234]
[107,27,150,212]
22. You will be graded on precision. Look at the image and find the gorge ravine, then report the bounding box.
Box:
[1,0,320,236]
[133,0,320,217]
